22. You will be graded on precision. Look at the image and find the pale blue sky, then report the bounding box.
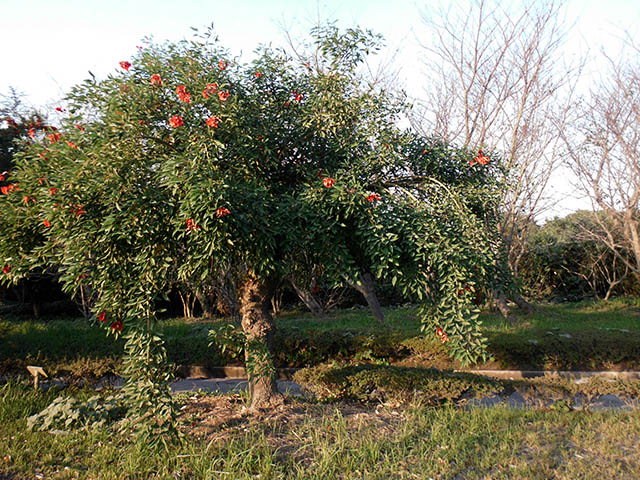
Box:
[1,0,639,217]
[2,0,637,107]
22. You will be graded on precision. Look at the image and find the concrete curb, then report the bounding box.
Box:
[455,370,640,381]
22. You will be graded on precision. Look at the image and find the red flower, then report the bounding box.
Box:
[435,327,449,343]
[0,186,8,195]
[111,320,123,332]
[0,174,5,182]
[366,193,381,203]
[216,207,231,218]
[150,74,162,86]
[75,124,85,131]
[293,91,303,102]
[119,61,131,71]
[23,195,35,205]
[206,116,220,128]
[175,85,191,103]
[49,187,57,195]
[69,204,85,216]
[169,115,184,128]
[43,219,51,227]
[311,285,320,293]
[2,265,10,274]
[202,83,218,99]
[219,59,227,70]
[66,141,77,149]
[47,133,61,143]
[185,218,201,232]
[55,107,66,113]
[472,150,490,166]
[98,312,106,323]
[254,71,262,78]
[28,128,36,138]
[323,177,335,188]
[218,91,230,101]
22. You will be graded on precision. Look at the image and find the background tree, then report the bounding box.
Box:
[563,39,640,285]
[412,0,580,315]
[0,26,507,421]
[519,211,637,301]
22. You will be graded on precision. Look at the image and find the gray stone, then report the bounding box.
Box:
[588,394,632,411]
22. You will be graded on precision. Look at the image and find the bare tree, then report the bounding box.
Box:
[412,0,581,313]
[564,40,640,282]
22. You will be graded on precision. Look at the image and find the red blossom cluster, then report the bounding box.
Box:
[47,133,61,143]
[470,150,490,166]
[323,177,335,188]
[150,74,162,86]
[0,184,18,195]
[0,171,7,182]
[23,195,36,205]
[68,204,85,216]
[218,91,230,101]
[435,327,449,343]
[218,60,227,70]
[215,207,231,218]
[292,91,303,102]
[185,218,200,232]
[49,187,58,195]
[367,193,381,203]
[119,61,131,71]
[75,124,85,131]
[169,115,183,128]
[206,116,220,128]
[254,71,262,78]
[111,320,123,332]
[43,219,51,227]
[98,311,107,323]
[176,85,192,103]
[2,265,10,274]
[202,83,218,99]
[66,141,77,149]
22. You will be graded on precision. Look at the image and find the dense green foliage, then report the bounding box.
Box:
[0,25,507,431]
[519,211,640,300]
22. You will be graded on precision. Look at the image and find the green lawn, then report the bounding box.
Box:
[1,298,640,379]
[1,378,639,479]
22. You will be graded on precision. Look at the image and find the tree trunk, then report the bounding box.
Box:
[195,287,216,318]
[493,288,517,324]
[511,292,538,314]
[238,274,281,409]
[288,276,325,316]
[345,272,386,326]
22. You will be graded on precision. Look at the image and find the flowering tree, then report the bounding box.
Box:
[0,26,505,420]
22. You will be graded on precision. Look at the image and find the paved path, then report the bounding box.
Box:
[171,378,305,396]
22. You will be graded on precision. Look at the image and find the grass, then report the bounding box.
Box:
[1,378,639,479]
[1,298,640,379]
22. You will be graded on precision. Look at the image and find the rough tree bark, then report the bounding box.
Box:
[238,274,282,409]
[288,276,325,316]
[344,272,387,326]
